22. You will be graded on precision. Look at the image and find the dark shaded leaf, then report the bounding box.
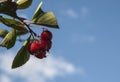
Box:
[0,16,27,31]
[12,37,31,69]
[16,30,28,36]
[17,0,33,9]
[0,28,8,38]
[0,29,16,49]
[0,1,18,17]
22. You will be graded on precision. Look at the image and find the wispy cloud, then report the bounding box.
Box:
[1,74,11,82]
[0,51,83,82]
[60,6,89,19]
[71,33,96,44]
[61,8,79,19]
[80,6,89,18]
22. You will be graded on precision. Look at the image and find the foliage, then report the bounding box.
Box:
[0,0,59,69]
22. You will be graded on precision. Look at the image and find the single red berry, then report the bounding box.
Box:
[41,30,52,40]
[28,41,40,54]
[35,50,46,59]
[37,40,48,50]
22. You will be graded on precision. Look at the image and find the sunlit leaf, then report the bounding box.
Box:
[0,29,16,49]
[17,0,33,9]
[31,12,59,28]
[31,1,44,21]
[0,28,8,38]
[0,16,27,31]
[12,37,31,69]
[0,1,17,17]
[31,2,59,28]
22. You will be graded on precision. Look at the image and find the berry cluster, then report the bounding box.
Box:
[28,29,52,59]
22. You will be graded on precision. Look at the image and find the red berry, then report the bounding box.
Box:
[28,40,49,55]
[28,41,40,54]
[37,40,48,50]
[28,30,53,59]
[41,30,52,40]
[35,50,46,59]
[46,40,52,51]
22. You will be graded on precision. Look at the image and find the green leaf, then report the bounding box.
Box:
[17,0,33,9]
[0,28,8,38]
[12,37,30,69]
[31,12,59,28]
[0,16,27,31]
[0,1,17,17]
[0,29,16,49]
[31,2,59,28]
[31,1,44,21]
[16,30,28,36]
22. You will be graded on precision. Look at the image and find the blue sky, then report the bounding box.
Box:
[0,0,120,82]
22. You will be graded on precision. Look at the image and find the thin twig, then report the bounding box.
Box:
[16,17,37,39]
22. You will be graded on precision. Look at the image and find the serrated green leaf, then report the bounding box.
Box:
[0,29,16,49]
[0,28,8,38]
[17,0,33,9]
[31,12,59,28]
[12,37,30,69]
[0,16,27,31]
[0,1,17,17]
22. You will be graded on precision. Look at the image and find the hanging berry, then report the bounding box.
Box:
[28,29,53,59]
[41,29,53,40]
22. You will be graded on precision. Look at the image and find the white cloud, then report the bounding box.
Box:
[61,8,79,19]
[0,51,83,82]
[0,75,11,82]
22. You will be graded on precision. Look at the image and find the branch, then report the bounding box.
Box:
[16,17,37,38]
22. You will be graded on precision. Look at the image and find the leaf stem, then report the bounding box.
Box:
[16,17,37,39]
